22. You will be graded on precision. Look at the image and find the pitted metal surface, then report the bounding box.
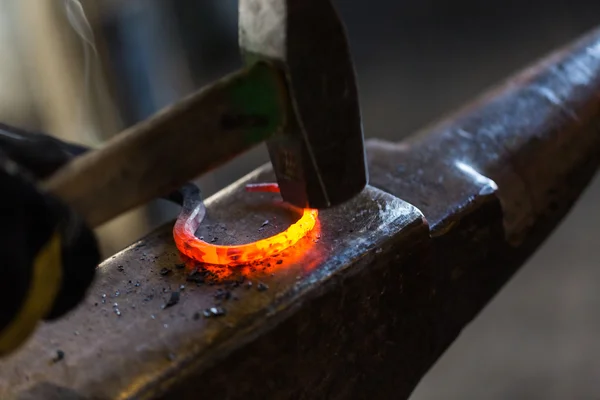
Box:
[0,166,425,400]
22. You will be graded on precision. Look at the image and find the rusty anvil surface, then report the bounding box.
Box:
[3,26,600,400]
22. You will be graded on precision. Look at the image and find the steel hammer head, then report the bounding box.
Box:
[239,0,368,209]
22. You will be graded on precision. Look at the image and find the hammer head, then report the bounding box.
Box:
[239,0,368,209]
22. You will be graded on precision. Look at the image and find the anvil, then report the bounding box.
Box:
[2,22,600,400]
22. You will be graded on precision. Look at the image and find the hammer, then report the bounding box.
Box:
[42,0,367,228]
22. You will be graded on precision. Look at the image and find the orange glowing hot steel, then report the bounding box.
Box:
[173,183,318,266]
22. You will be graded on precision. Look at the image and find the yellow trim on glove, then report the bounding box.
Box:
[0,232,62,355]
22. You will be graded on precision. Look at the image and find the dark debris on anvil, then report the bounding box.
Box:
[185,267,227,285]
[186,270,206,284]
[117,265,125,272]
[203,307,226,318]
[175,263,185,269]
[214,288,232,301]
[257,283,269,292]
[51,350,65,363]
[163,291,181,309]
[160,268,172,276]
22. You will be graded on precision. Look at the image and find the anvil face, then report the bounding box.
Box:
[0,164,424,400]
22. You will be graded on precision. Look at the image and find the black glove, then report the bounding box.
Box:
[0,122,88,179]
[0,125,99,356]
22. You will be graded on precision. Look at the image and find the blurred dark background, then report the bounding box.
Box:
[2,0,600,397]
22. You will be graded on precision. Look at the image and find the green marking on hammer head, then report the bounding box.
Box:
[227,62,287,145]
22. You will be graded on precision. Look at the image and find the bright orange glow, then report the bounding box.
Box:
[179,219,322,284]
[173,183,318,266]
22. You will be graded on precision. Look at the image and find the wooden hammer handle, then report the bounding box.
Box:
[43,63,286,228]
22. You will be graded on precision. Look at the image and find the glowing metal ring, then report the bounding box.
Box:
[173,183,318,266]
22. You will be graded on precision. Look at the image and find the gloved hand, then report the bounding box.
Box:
[0,124,99,356]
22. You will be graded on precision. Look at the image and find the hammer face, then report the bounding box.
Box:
[240,0,368,209]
